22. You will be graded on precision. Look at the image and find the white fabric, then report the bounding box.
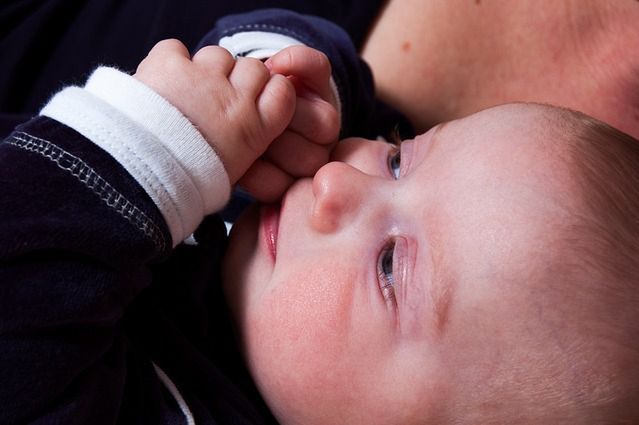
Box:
[84,68,230,217]
[153,362,196,425]
[219,31,342,122]
[41,68,231,246]
[219,31,303,60]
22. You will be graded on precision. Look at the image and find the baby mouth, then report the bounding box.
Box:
[261,203,280,261]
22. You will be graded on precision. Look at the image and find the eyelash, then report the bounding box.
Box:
[385,126,404,180]
[388,148,401,179]
[386,126,402,146]
[378,240,396,302]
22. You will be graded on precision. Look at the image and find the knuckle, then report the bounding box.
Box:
[146,39,186,64]
[276,47,294,69]
[262,75,296,114]
[297,150,328,175]
[240,168,289,203]
[268,133,328,177]
[155,38,181,50]
[161,54,187,75]
[290,45,331,75]
[308,103,339,143]
[271,74,296,101]
[311,49,331,76]
[238,114,267,155]
[193,45,234,64]
[237,57,269,76]
[153,39,189,59]
[236,56,260,66]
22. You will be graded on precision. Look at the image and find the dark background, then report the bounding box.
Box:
[0,0,385,136]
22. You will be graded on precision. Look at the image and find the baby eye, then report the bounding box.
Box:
[378,241,396,301]
[388,148,401,179]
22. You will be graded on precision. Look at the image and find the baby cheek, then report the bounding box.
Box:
[256,266,354,357]
[244,265,358,410]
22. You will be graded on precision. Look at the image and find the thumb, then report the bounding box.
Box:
[265,46,335,106]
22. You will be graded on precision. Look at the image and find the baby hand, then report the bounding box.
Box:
[238,45,340,201]
[133,39,296,186]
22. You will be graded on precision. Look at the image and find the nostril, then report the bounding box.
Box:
[312,161,351,198]
[310,161,356,233]
[310,193,340,234]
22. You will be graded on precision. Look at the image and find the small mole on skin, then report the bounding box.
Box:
[475,0,481,4]
[401,41,411,52]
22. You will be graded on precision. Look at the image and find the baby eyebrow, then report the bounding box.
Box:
[427,230,455,335]
[431,271,454,334]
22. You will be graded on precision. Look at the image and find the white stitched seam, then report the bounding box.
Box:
[153,362,196,425]
[220,23,308,42]
[66,108,186,237]
[8,132,167,251]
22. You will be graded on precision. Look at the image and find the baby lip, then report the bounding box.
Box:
[261,203,280,261]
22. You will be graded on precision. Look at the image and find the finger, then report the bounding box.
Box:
[146,38,191,60]
[265,46,333,101]
[191,45,236,77]
[264,131,331,177]
[256,74,296,140]
[287,95,339,145]
[228,57,271,97]
[239,158,295,203]
[208,73,293,185]
[136,39,191,78]
[134,39,193,100]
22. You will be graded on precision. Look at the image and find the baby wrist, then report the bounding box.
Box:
[41,67,231,246]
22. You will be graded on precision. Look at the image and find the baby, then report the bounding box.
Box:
[223,102,639,424]
[1,8,638,425]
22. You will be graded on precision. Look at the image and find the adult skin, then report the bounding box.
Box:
[362,0,639,138]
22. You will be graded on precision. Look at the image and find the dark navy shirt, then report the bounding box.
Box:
[0,7,404,425]
[0,0,385,138]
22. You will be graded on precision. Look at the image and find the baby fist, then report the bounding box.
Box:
[134,39,296,185]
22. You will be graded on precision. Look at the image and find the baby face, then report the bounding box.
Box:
[223,104,578,424]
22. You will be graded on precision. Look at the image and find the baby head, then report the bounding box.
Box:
[222,103,639,424]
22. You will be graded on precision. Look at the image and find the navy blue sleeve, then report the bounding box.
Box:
[0,116,171,424]
[0,1,385,140]
[196,8,377,139]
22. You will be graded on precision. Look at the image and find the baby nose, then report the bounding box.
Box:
[311,161,366,233]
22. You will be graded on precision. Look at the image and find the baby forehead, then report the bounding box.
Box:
[426,117,570,184]
[427,106,577,189]
[409,114,580,276]
[439,103,568,148]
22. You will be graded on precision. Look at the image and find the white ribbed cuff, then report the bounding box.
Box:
[41,68,231,246]
[84,67,230,215]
